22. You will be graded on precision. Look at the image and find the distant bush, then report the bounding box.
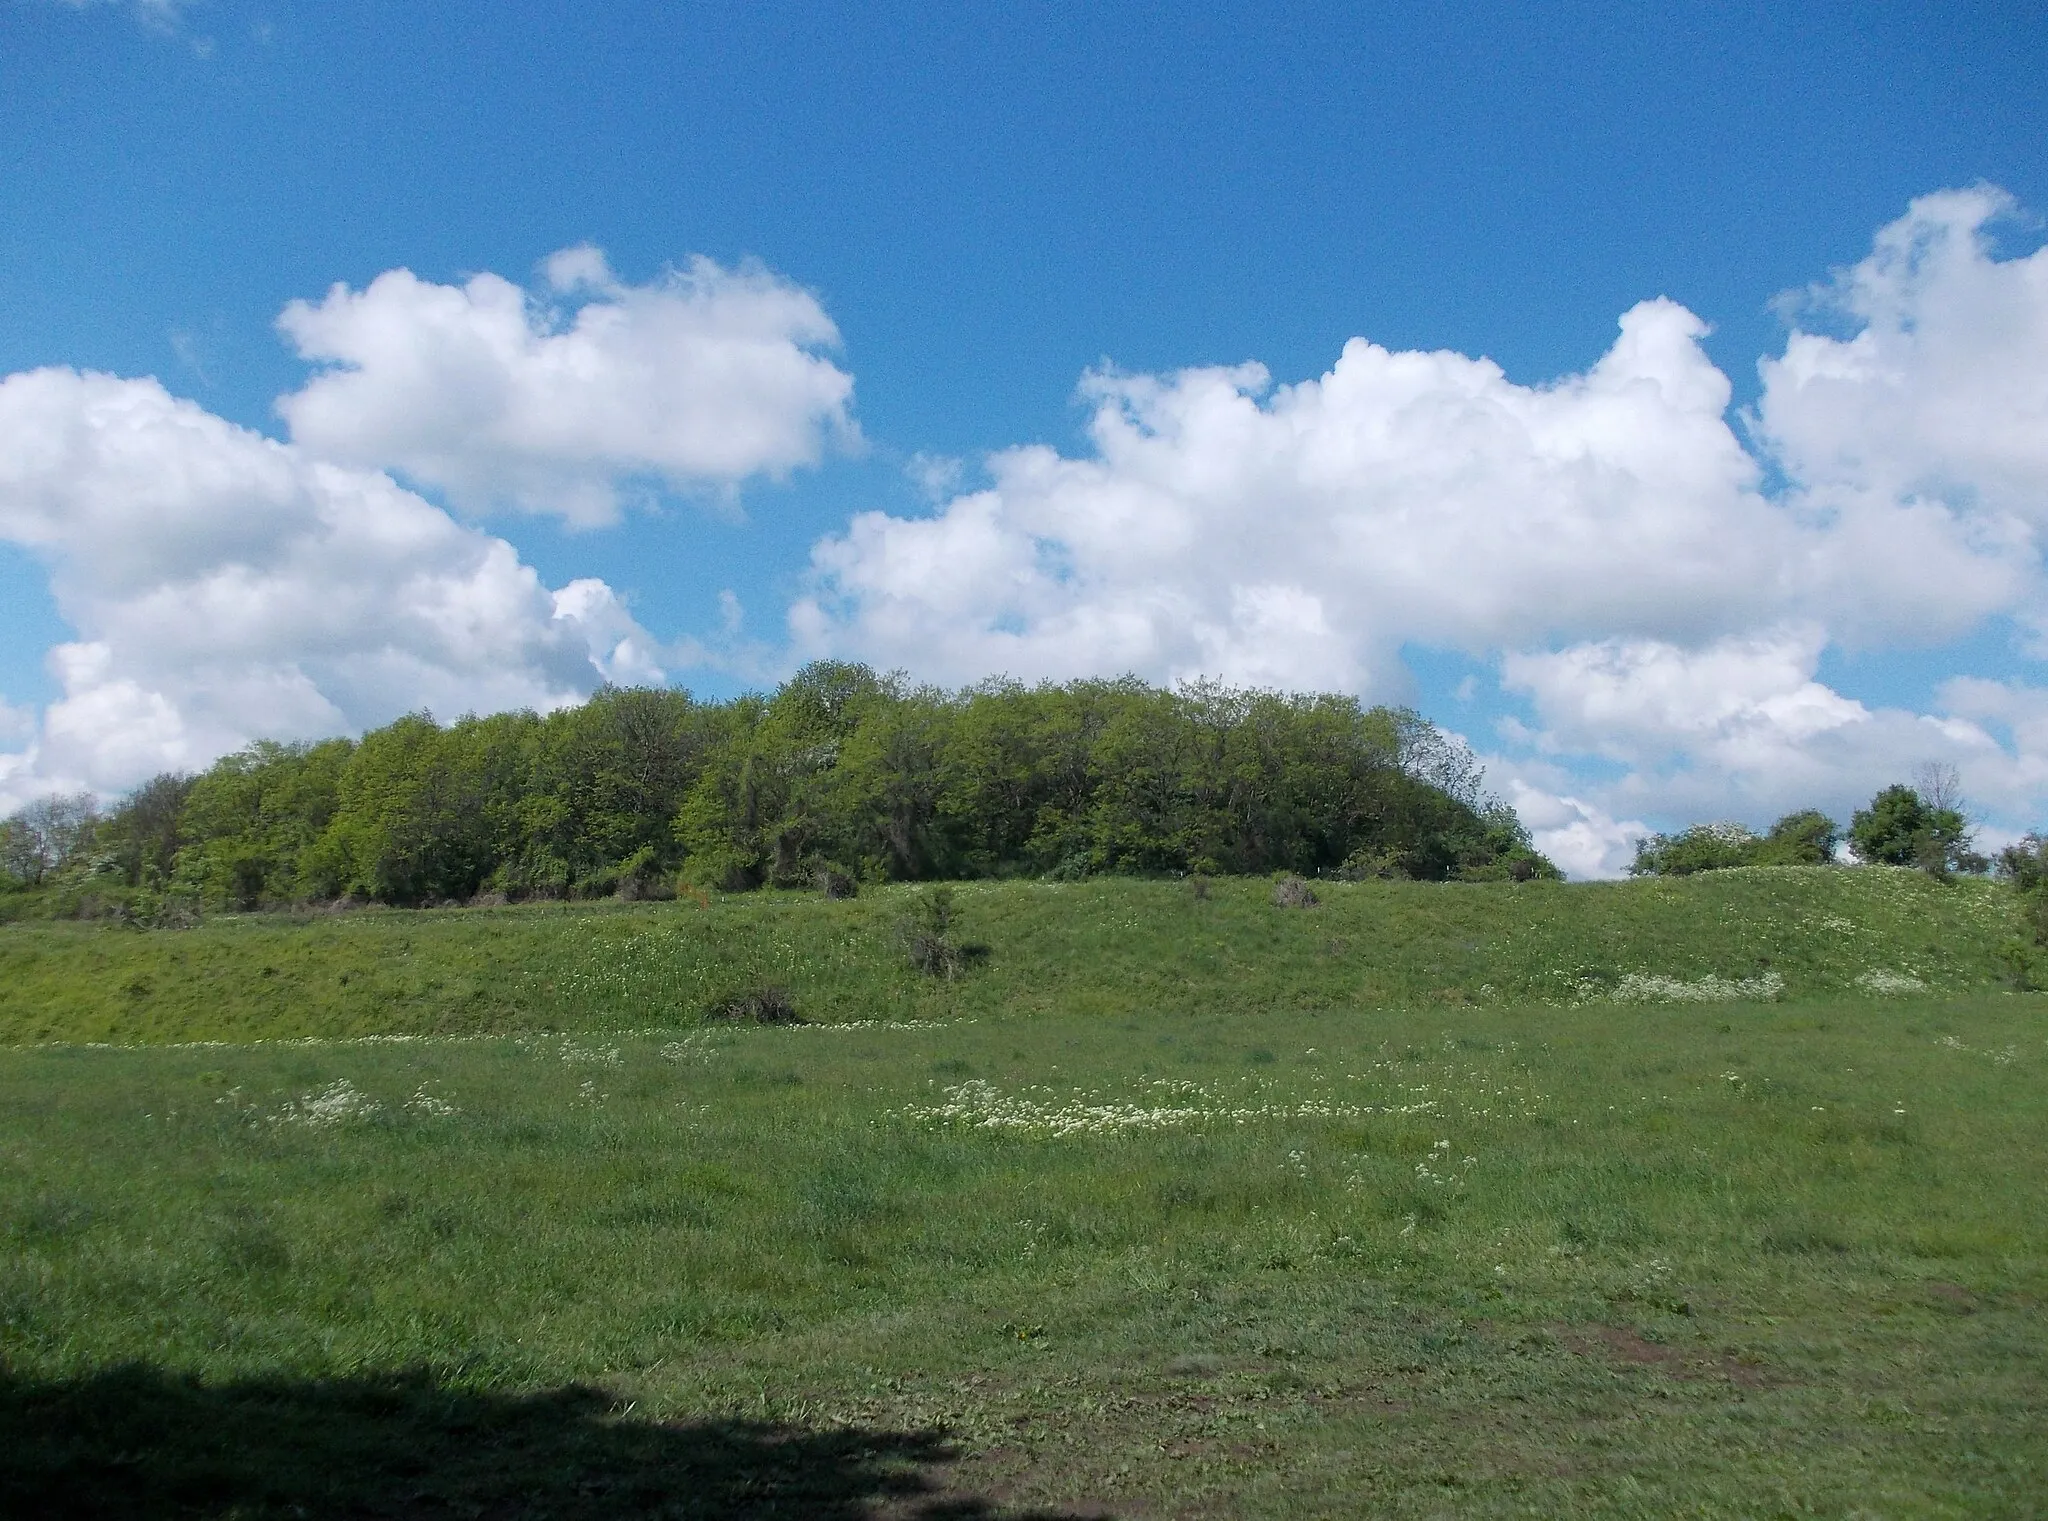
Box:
[1849,778,1982,877]
[1996,833,2048,982]
[1271,875,1319,908]
[1632,810,1839,877]
[900,886,989,979]
[812,860,859,899]
[707,985,805,1025]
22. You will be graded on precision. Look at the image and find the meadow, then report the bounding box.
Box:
[2,869,2045,1517]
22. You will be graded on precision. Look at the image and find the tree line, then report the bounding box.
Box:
[1628,764,1991,879]
[0,665,1558,915]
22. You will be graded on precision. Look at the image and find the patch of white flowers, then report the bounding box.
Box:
[661,1034,721,1064]
[1936,1034,2018,1066]
[902,1078,1372,1138]
[268,1079,380,1129]
[404,1083,458,1116]
[1609,971,1785,1004]
[1854,969,1927,995]
[787,1019,963,1032]
[1408,1138,1477,1187]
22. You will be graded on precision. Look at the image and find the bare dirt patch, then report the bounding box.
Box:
[1561,1323,1777,1388]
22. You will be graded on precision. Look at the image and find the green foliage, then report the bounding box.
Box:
[1754,808,1839,865]
[1632,821,1759,876]
[95,773,194,887]
[174,739,353,908]
[1634,811,1840,877]
[33,669,1555,914]
[1849,783,1976,875]
[1997,833,2048,969]
[1999,832,2048,896]
[0,792,99,887]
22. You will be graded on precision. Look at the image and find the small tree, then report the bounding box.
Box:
[0,793,100,885]
[1631,822,1759,876]
[1997,833,2048,937]
[102,772,193,886]
[1850,780,1976,875]
[1754,809,1838,866]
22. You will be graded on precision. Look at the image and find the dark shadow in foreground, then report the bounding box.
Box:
[0,1365,1100,1520]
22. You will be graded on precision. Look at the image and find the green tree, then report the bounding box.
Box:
[99,773,194,886]
[1632,822,1759,877]
[176,739,353,907]
[312,713,532,904]
[1754,809,1838,865]
[1,793,101,886]
[1849,783,1973,874]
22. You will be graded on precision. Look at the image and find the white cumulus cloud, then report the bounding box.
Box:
[795,299,1803,690]
[275,249,858,526]
[1489,774,1650,882]
[1498,629,2020,823]
[0,367,660,810]
[1758,184,2048,644]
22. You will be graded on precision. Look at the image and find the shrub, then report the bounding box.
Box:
[812,859,859,899]
[708,986,804,1025]
[1631,822,1760,877]
[1755,810,1839,866]
[1850,783,1977,876]
[900,886,988,978]
[1271,874,1319,908]
[1634,810,1840,876]
[1997,833,2048,950]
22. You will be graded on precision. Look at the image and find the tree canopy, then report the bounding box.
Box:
[5,667,1559,910]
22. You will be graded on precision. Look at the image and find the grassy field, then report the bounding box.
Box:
[3,872,2045,1517]
[0,866,2034,1045]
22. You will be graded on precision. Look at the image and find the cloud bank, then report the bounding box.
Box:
[0,367,661,811]
[277,249,857,526]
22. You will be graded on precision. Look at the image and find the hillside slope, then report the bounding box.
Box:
[0,867,2032,1045]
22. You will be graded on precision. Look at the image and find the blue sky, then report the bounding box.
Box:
[3,0,2046,873]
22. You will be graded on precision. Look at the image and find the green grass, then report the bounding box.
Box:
[0,866,2033,1045]
[3,871,2045,1515]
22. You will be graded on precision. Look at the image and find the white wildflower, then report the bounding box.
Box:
[404,1083,457,1117]
[1610,971,1784,1004]
[1855,969,1926,996]
[269,1079,379,1129]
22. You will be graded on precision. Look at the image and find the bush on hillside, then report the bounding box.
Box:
[900,885,990,979]
[1997,833,2048,949]
[1631,810,1839,877]
[1271,874,1319,908]
[708,985,804,1025]
[1850,782,1982,877]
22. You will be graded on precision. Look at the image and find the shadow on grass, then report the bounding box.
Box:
[0,1364,1096,1519]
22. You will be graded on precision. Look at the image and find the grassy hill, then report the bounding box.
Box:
[5,868,2044,1515]
[0,865,2033,1046]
